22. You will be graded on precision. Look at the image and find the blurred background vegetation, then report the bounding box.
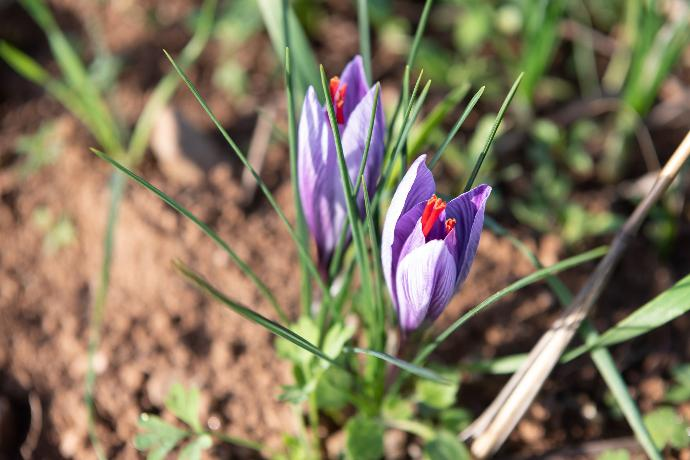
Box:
[1,0,689,458]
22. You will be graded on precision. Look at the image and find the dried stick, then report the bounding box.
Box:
[464,130,690,458]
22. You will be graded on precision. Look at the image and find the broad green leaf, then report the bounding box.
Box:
[135,414,188,460]
[345,415,385,460]
[175,261,341,368]
[179,434,213,460]
[424,431,471,460]
[563,274,690,360]
[414,368,460,410]
[643,407,690,450]
[165,383,202,433]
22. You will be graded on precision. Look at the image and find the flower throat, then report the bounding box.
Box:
[421,195,456,238]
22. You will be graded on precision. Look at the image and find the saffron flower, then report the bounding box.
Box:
[381,155,491,333]
[298,55,385,273]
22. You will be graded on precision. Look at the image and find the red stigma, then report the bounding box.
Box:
[329,76,347,124]
[421,195,446,237]
[445,218,456,234]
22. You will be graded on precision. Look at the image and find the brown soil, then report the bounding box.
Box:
[2,1,690,459]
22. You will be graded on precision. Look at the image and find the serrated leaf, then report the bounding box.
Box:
[439,408,473,433]
[424,431,471,460]
[322,322,356,361]
[382,395,415,421]
[643,407,690,450]
[316,366,353,411]
[179,434,213,460]
[344,415,385,460]
[415,368,460,410]
[165,383,202,432]
[135,414,188,458]
[276,316,319,365]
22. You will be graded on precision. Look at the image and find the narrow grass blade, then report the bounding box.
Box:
[319,65,374,340]
[127,0,216,163]
[429,86,485,170]
[328,83,381,279]
[563,274,690,361]
[375,80,431,209]
[91,149,288,323]
[409,83,469,156]
[519,0,565,101]
[357,0,372,84]
[85,172,125,460]
[346,347,450,384]
[362,180,385,344]
[284,47,312,313]
[164,50,330,299]
[482,217,661,460]
[386,70,425,163]
[463,73,523,192]
[20,0,122,153]
[407,0,434,72]
[0,42,92,135]
[257,0,320,97]
[414,246,608,364]
[175,261,340,368]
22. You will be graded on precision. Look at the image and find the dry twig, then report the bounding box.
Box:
[463,130,690,458]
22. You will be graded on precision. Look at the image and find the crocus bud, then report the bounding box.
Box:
[381,155,491,333]
[298,56,385,273]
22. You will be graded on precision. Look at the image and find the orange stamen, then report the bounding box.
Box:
[421,195,446,237]
[329,76,347,124]
[445,218,456,234]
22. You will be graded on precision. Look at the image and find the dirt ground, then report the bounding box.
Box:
[1,1,690,459]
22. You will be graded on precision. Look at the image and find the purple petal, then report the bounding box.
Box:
[341,84,385,210]
[339,55,369,120]
[298,86,338,269]
[445,184,491,288]
[381,155,435,304]
[395,239,457,333]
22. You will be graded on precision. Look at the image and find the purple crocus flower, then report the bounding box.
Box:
[381,154,491,334]
[298,55,385,275]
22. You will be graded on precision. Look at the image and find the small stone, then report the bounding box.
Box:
[325,430,346,459]
[151,107,224,186]
[517,419,544,443]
